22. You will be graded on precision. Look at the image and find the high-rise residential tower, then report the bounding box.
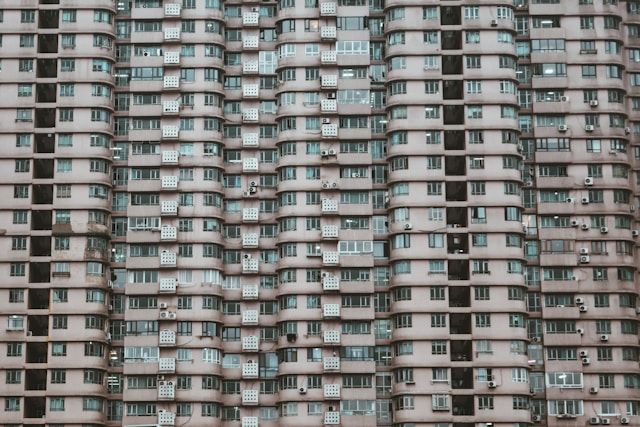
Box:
[1,1,640,427]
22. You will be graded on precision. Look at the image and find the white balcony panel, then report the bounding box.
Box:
[242,335,259,351]
[243,84,259,98]
[242,158,259,172]
[243,36,259,49]
[242,208,259,221]
[243,12,260,25]
[164,3,181,16]
[159,357,176,372]
[322,251,340,265]
[162,126,179,139]
[161,226,177,240]
[321,199,339,212]
[164,52,180,64]
[163,100,180,113]
[243,133,259,147]
[159,329,176,345]
[163,76,180,89]
[323,303,340,318]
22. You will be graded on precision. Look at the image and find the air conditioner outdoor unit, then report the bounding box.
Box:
[581,224,590,230]
[584,177,594,185]
[590,100,599,107]
[579,350,589,357]
[249,187,257,193]
[328,149,337,156]
[322,118,331,124]
[577,328,585,334]
[582,197,590,204]
[243,254,252,259]
[633,230,639,237]
[600,227,609,234]
[572,276,579,281]
[582,357,591,365]
[252,7,259,11]
[585,125,595,132]
[327,92,337,99]
[404,223,412,230]
[532,415,542,422]
[159,302,169,309]
[625,127,631,135]
[575,297,585,304]
[590,417,601,425]
[321,149,329,156]
[580,256,590,264]
[589,387,599,394]
[561,96,569,102]
[601,419,611,425]
[579,248,589,255]
[579,305,588,312]
[566,197,574,203]
[299,386,307,394]
[600,334,609,341]
[571,220,580,227]
[621,418,630,425]
[558,124,568,132]
[488,381,497,388]
[491,19,498,26]
[249,181,258,187]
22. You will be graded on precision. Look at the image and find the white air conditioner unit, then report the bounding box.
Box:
[601,419,611,425]
[582,357,591,365]
[532,415,542,422]
[252,7,259,11]
[558,124,568,132]
[621,418,630,425]
[590,100,599,107]
[625,127,631,135]
[579,350,589,357]
[589,387,599,394]
[575,297,585,304]
[328,149,337,156]
[321,149,329,156]
[488,381,497,388]
[600,227,609,234]
[159,302,169,309]
[582,197,590,204]
[561,96,569,102]
[322,118,331,124]
[299,386,307,394]
[327,92,337,99]
[243,253,252,259]
[580,256,590,264]
[600,334,609,341]
[584,177,594,186]
[590,417,601,425]
[571,220,580,227]
[249,180,258,187]
[566,197,575,203]
[404,223,412,230]
[579,305,588,312]
[585,125,595,132]
[491,19,498,26]
[576,328,585,334]
[633,230,639,237]
[572,276,579,281]
[581,224,590,230]
[579,248,589,255]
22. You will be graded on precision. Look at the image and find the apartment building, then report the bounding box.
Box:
[0,0,639,426]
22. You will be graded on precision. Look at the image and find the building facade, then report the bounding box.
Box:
[1,0,640,426]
